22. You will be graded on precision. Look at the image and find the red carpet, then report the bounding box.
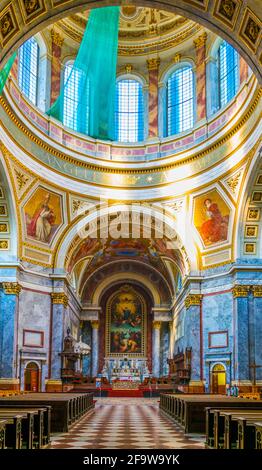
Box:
[108,389,143,397]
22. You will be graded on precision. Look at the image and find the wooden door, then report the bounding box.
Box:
[24,362,40,392]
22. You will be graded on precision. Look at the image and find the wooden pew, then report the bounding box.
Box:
[207,409,262,449]
[0,392,94,433]
[0,413,24,449]
[0,419,7,449]
[253,421,262,449]
[0,404,50,448]
[237,416,262,449]
[160,394,262,433]
[0,409,38,449]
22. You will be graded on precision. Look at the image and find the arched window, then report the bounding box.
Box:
[18,37,39,105]
[218,41,239,108]
[63,62,89,134]
[167,66,194,136]
[115,78,144,142]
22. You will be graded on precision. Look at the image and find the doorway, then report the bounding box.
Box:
[211,363,226,394]
[24,362,40,392]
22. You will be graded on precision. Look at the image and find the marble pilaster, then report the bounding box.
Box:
[50,30,63,106]
[232,285,250,383]
[184,294,203,383]
[91,320,99,377]
[239,56,249,85]
[147,58,160,138]
[252,286,262,382]
[152,321,161,377]
[49,292,68,387]
[0,283,20,383]
[194,33,207,121]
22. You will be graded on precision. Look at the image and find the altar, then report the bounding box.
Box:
[102,356,150,384]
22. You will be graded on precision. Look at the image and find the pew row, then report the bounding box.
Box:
[160,393,262,433]
[0,392,94,433]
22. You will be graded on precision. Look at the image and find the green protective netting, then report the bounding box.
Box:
[47,7,120,141]
[0,52,17,94]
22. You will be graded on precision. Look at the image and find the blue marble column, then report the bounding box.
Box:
[81,321,91,377]
[152,321,161,377]
[184,294,202,383]
[252,286,262,382]
[50,294,68,381]
[160,322,169,376]
[0,283,20,379]
[233,286,250,383]
[91,321,99,377]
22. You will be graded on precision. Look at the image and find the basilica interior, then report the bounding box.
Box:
[0,0,261,452]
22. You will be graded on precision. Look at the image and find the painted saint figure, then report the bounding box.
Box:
[200,198,229,244]
[27,193,56,243]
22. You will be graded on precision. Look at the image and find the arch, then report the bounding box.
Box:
[0,157,18,264]
[0,2,261,83]
[54,203,195,272]
[24,361,40,392]
[91,272,161,306]
[235,146,262,260]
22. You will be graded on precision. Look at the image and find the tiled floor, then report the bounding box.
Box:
[50,398,205,449]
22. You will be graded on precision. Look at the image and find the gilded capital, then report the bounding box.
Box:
[153,321,161,330]
[194,33,207,49]
[251,286,262,297]
[232,285,250,298]
[51,29,64,48]
[185,294,203,309]
[91,320,100,329]
[51,292,68,307]
[147,58,160,71]
[2,282,21,296]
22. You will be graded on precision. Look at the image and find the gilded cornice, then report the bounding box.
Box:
[184,294,203,309]
[2,282,21,295]
[232,285,250,297]
[51,292,68,307]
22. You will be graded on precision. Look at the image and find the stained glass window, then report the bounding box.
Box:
[63,63,89,134]
[167,66,194,136]
[218,41,239,108]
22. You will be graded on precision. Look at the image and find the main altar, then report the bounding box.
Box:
[102,356,150,385]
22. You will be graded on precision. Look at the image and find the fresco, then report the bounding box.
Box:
[107,286,145,356]
[24,187,63,244]
[193,189,230,246]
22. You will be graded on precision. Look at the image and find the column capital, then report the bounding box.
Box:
[2,282,21,296]
[194,32,207,49]
[51,29,64,48]
[172,53,181,64]
[91,320,100,329]
[251,285,262,297]
[232,285,250,298]
[185,294,202,309]
[152,321,161,330]
[51,292,68,307]
[147,58,160,71]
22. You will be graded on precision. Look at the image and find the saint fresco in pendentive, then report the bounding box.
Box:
[24,187,63,244]
[193,190,230,246]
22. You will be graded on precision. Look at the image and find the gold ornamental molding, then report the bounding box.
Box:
[51,292,68,307]
[251,285,262,297]
[152,321,162,330]
[51,29,64,48]
[185,294,203,309]
[147,58,160,71]
[91,320,100,329]
[2,282,21,296]
[232,285,250,298]
[193,32,207,49]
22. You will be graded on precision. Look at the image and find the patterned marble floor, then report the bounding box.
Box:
[50,398,205,449]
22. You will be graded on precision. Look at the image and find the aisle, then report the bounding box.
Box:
[50,398,205,449]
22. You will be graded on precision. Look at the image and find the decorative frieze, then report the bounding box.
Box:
[185,294,203,309]
[232,285,250,298]
[252,286,262,297]
[2,282,21,296]
[51,292,68,307]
